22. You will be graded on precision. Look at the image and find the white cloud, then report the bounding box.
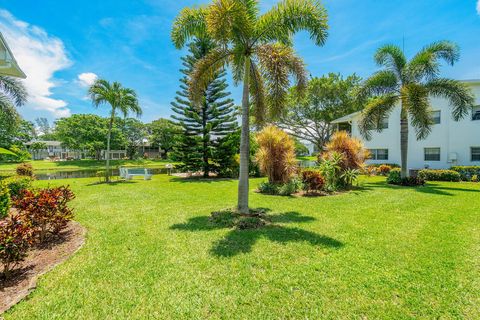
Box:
[477,0,480,15]
[0,10,72,118]
[77,72,98,87]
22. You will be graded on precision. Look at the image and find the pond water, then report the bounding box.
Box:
[35,167,175,180]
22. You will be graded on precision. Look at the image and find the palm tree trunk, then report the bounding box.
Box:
[106,111,115,183]
[237,58,251,214]
[400,105,409,178]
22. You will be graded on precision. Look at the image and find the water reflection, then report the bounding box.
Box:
[36,167,175,180]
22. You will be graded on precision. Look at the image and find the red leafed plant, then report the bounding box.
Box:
[301,169,325,193]
[0,214,35,279]
[13,186,75,242]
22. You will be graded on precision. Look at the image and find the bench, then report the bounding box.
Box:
[119,167,153,180]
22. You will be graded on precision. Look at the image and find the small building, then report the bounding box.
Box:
[25,141,85,160]
[332,80,480,170]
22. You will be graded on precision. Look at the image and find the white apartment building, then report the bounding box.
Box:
[332,80,480,170]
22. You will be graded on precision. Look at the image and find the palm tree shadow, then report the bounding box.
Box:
[170,210,343,258]
[365,181,479,196]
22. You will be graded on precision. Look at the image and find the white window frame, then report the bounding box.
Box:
[424,147,441,161]
[369,149,389,161]
[472,105,480,121]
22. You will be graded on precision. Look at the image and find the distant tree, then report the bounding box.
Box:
[0,76,28,149]
[171,39,237,177]
[359,41,475,178]
[148,118,180,159]
[278,73,364,151]
[293,138,309,156]
[89,80,141,182]
[120,118,147,159]
[55,114,124,160]
[0,118,35,149]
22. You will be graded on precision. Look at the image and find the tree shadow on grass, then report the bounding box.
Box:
[170,210,343,258]
[85,180,138,187]
[365,181,479,196]
[169,177,236,184]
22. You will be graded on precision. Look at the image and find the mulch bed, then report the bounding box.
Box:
[0,221,86,314]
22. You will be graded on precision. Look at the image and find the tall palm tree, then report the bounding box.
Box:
[172,0,329,214]
[359,41,475,178]
[88,79,141,182]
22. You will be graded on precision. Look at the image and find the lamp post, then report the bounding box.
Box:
[0,32,26,78]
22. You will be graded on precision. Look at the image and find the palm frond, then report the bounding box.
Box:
[360,70,399,98]
[426,78,475,121]
[255,0,328,46]
[189,47,232,105]
[358,94,398,140]
[0,75,28,107]
[256,43,307,120]
[374,45,406,80]
[206,0,252,45]
[249,60,266,124]
[402,83,432,140]
[171,7,208,49]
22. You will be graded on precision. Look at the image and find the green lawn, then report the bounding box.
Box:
[0,159,175,173]
[4,176,480,319]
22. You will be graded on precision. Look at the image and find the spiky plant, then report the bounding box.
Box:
[171,0,329,213]
[255,125,297,184]
[321,131,370,171]
[88,80,141,182]
[359,41,475,178]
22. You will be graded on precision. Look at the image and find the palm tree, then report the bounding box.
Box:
[171,0,328,214]
[359,41,475,178]
[0,75,28,145]
[88,79,141,182]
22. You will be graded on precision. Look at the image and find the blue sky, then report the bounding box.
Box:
[0,0,479,123]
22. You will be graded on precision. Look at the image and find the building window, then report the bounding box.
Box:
[424,148,440,161]
[367,116,389,130]
[472,147,480,161]
[473,106,480,121]
[369,149,389,160]
[430,110,441,124]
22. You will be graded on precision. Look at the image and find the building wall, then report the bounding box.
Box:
[349,82,480,170]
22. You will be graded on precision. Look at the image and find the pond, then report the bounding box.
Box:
[35,167,175,180]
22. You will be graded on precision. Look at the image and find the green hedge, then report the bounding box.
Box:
[450,166,480,181]
[418,169,461,182]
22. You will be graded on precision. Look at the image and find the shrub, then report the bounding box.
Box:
[8,146,31,163]
[341,168,360,187]
[3,176,33,198]
[14,186,75,242]
[301,170,325,193]
[0,214,34,279]
[387,168,425,186]
[321,131,370,171]
[451,166,480,181]
[386,168,402,185]
[418,169,461,182]
[258,179,302,196]
[472,175,478,183]
[255,126,297,184]
[378,164,392,176]
[319,152,343,192]
[16,163,34,177]
[0,181,10,218]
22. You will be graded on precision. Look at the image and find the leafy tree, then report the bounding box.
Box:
[89,80,141,182]
[172,0,328,213]
[171,39,237,177]
[148,118,180,159]
[120,118,147,159]
[359,41,475,178]
[55,114,124,160]
[293,138,309,156]
[35,117,56,140]
[278,73,363,150]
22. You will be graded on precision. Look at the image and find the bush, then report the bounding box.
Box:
[14,186,75,242]
[258,179,302,196]
[387,168,425,186]
[255,126,297,184]
[16,163,34,177]
[3,176,33,198]
[8,146,31,163]
[321,131,370,171]
[378,164,392,176]
[0,214,34,279]
[472,175,478,183]
[319,152,343,192]
[451,166,480,181]
[0,181,10,218]
[301,170,325,193]
[418,169,461,182]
